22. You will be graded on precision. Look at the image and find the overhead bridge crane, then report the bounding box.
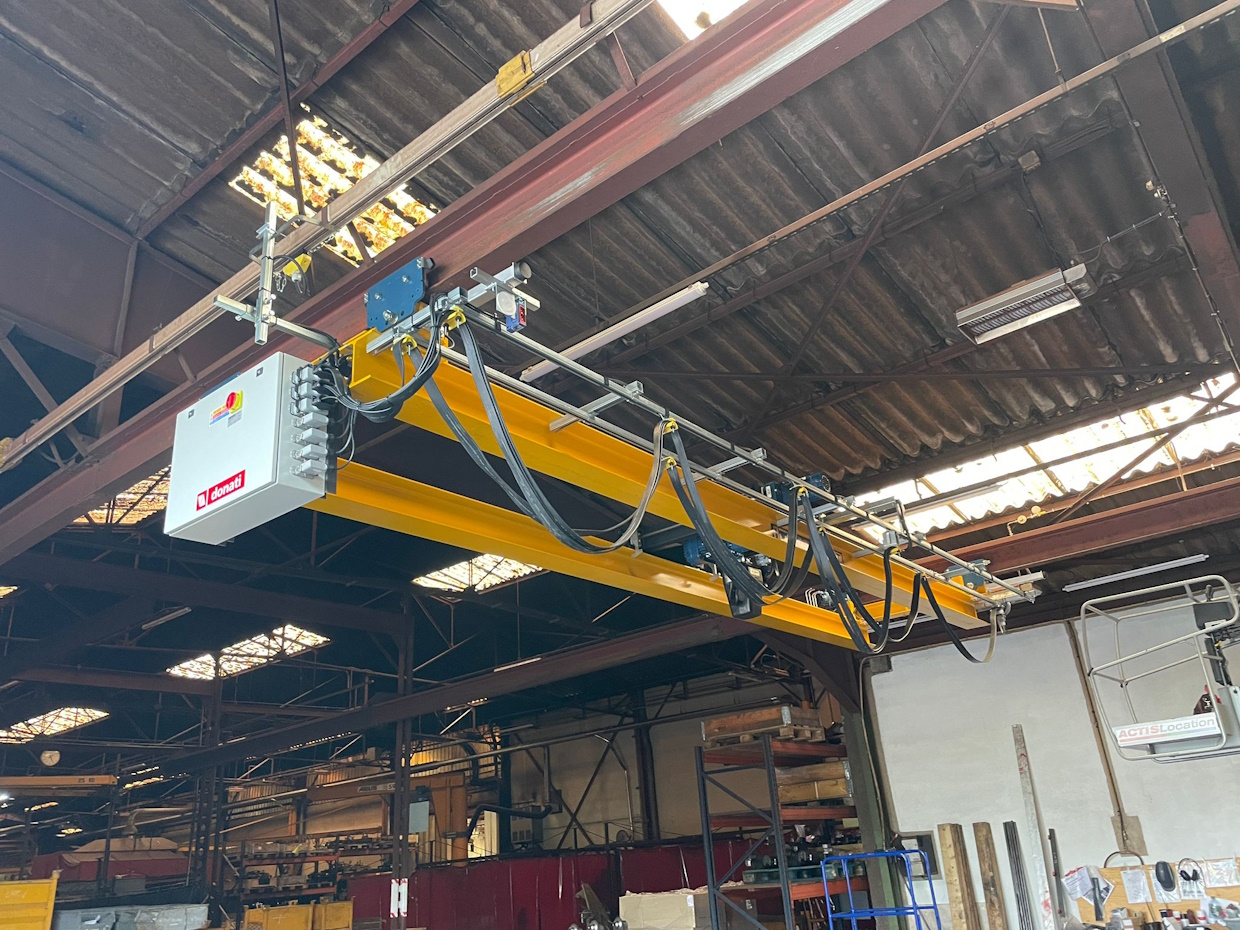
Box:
[166,244,1031,656]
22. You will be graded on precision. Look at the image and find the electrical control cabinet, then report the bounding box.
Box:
[165,352,326,545]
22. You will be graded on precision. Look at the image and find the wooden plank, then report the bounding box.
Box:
[777,777,851,804]
[974,823,1010,930]
[775,760,849,786]
[938,823,983,930]
[702,740,847,766]
[701,704,820,739]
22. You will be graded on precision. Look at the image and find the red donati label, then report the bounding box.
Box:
[196,470,246,510]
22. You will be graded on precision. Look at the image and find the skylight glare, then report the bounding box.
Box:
[230,111,436,265]
[857,374,1239,537]
[657,0,747,37]
[74,470,169,527]
[414,554,543,594]
[0,707,109,744]
[167,625,329,680]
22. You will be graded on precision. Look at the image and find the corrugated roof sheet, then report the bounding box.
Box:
[0,0,1235,519]
[856,372,1240,536]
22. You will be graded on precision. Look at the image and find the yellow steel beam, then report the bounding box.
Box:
[345,338,986,629]
[0,774,117,793]
[310,463,856,647]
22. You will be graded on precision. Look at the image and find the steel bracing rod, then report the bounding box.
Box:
[266,0,306,217]
[747,4,1011,425]
[896,389,1240,520]
[458,307,1028,604]
[1049,378,1240,524]
[581,113,1129,380]
[519,0,1240,379]
[597,363,1224,385]
[0,0,657,474]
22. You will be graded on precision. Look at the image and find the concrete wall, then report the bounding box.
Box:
[869,611,1240,930]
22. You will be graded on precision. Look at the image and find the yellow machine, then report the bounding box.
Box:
[0,873,58,930]
[171,255,1030,656]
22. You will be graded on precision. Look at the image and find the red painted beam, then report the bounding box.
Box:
[924,474,1240,574]
[134,0,423,238]
[0,0,947,563]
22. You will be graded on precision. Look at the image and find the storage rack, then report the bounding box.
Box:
[695,734,867,930]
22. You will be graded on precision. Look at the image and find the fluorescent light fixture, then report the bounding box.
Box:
[141,606,192,631]
[522,282,709,381]
[956,266,1095,343]
[1062,554,1210,592]
[493,656,541,673]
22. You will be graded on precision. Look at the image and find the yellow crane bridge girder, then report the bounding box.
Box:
[333,335,987,643]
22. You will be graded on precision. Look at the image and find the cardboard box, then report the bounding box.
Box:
[619,891,766,929]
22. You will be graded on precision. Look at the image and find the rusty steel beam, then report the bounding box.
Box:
[134,0,423,238]
[601,363,1222,385]
[0,0,953,564]
[164,613,749,772]
[927,446,1240,545]
[0,596,162,685]
[0,552,405,634]
[15,666,214,696]
[924,473,1240,574]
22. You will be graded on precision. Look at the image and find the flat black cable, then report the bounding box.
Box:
[802,507,892,649]
[814,518,896,638]
[915,573,997,664]
[315,298,446,424]
[454,320,662,554]
[665,427,779,616]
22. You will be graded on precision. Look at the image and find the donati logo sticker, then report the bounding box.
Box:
[210,390,243,425]
[196,471,246,511]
